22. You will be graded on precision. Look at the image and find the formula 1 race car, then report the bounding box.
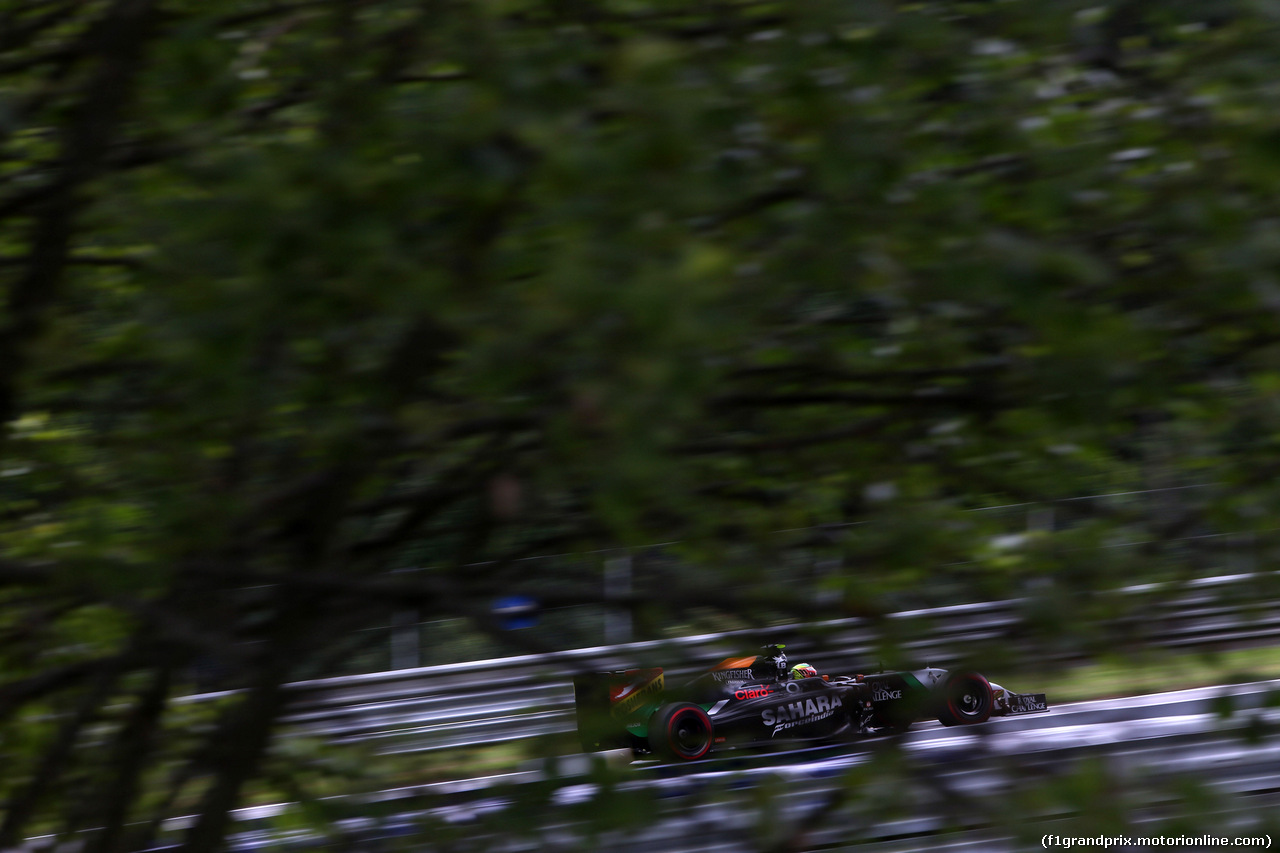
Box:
[572,645,1048,761]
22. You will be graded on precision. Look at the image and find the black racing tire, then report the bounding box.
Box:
[648,702,714,761]
[936,672,993,727]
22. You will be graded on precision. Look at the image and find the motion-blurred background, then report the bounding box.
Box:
[3,0,1280,850]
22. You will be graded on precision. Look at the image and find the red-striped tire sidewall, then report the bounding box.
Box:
[945,673,992,724]
[666,705,712,760]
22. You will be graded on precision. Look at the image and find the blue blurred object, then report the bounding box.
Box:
[492,595,538,629]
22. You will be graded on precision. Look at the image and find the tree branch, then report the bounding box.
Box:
[0,660,127,849]
[709,390,983,410]
[0,654,127,723]
[677,416,893,455]
[79,664,173,853]
[0,0,159,434]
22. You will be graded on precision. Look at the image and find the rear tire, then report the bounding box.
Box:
[936,673,993,726]
[648,703,713,761]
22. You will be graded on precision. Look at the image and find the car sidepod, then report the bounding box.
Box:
[705,677,859,746]
[858,668,944,731]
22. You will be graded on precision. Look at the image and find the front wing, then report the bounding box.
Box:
[991,682,1049,715]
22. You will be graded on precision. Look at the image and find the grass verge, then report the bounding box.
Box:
[1024,644,1280,703]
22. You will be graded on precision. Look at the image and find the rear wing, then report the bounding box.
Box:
[572,668,664,752]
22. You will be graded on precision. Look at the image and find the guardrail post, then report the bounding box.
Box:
[390,610,420,670]
[604,553,632,644]
[1028,506,1054,533]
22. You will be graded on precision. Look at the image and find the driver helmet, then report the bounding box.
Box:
[790,662,818,680]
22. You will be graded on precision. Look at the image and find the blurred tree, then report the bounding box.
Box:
[2,0,1280,849]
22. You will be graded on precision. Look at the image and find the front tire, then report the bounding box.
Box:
[648,703,713,761]
[936,672,993,726]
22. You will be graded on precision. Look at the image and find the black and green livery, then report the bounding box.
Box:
[573,648,1049,762]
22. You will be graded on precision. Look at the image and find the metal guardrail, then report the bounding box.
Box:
[153,680,1280,853]
[432,682,1280,853]
[276,572,1280,754]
